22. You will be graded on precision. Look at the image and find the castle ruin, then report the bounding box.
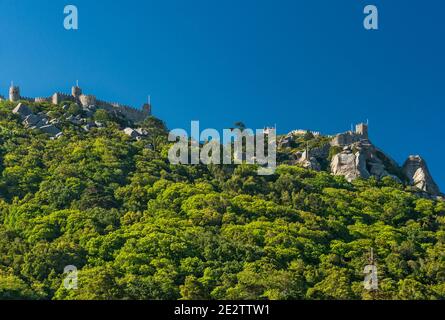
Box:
[330,122,369,147]
[6,83,152,123]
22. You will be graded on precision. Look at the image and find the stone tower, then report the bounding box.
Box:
[355,123,368,139]
[79,94,96,107]
[9,84,20,102]
[71,85,82,99]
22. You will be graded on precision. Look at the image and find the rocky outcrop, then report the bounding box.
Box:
[403,155,440,195]
[81,120,105,132]
[13,103,62,138]
[123,127,149,140]
[330,147,369,182]
[278,133,295,148]
[40,124,62,137]
[291,144,329,171]
[330,141,403,183]
[12,103,33,118]
[330,141,440,196]
[308,144,330,159]
[66,115,83,125]
[123,127,140,139]
[282,124,441,196]
[298,156,321,171]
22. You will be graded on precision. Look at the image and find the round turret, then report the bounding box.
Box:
[72,85,82,98]
[9,85,20,102]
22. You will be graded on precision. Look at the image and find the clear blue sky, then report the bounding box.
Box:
[0,0,444,191]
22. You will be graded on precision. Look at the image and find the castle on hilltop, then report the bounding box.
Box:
[330,122,369,146]
[5,82,152,123]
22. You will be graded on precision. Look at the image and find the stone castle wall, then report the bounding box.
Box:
[79,95,97,107]
[7,85,152,123]
[331,131,361,147]
[96,99,150,122]
[19,96,36,103]
[330,123,369,147]
[34,97,50,103]
[52,92,76,105]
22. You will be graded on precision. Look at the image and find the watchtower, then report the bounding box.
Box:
[9,83,20,102]
[356,123,368,139]
[71,83,82,99]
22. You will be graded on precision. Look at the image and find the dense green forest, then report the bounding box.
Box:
[0,100,444,300]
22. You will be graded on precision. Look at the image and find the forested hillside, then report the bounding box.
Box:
[0,100,444,300]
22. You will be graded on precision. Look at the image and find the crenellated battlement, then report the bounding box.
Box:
[97,99,132,110]
[19,96,36,103]
[52,92,75,105]
[5,83,152,123]
[34,97,51,103]
[96,99,151,122]
[6,84,151,121]
[79,94,96,107]
[330,122,369,147]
